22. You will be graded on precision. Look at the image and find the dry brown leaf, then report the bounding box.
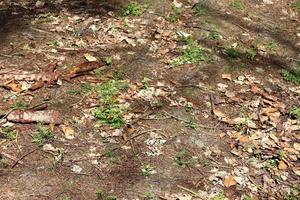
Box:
[293,143,300,151]
[68,61,103,78]
[278,160,288,170]
[238,136,250,143]
[29,80,44,91]
[222,73,232,81]
[5,81,22,92]
[224,176,237,187]
[61,125,75,139]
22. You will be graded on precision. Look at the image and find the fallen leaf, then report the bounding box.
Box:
[84,53,97,62]
[61,125,75,139]
[224,176,237,187]
[294,143,300,151]
[222,73,232,81]
[238,136,250,143]
[278,160,288,170]
[68,61,103,78]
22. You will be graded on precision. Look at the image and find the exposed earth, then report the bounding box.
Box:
[0,0,299,200]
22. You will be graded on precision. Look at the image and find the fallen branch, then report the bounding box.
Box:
[7,110,62,124]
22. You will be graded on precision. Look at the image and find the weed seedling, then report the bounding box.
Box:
[120,1,143,16]
[246,48,257,61]
[243,195,251,200]
[105,57,113,65]
[173,37,208,65]
[174,149,193,167]
[96,189,117,200]
[32,124,54,146]
[142,77,151,89]
[141,164,156,176]
[166,4,182,22]
[185,102,193,112]
[282,63,300,84]
[224,47,241,59]
[144,192,157,200]
[193,3,206,16]
[213,191,225,200]
[36,13,55,23]
[230,0,244,10]
[292,0,300,10]
[206,30,220,40]
[290,107,300,121]
[266,41,277,51]
[48,39,63,48]
[0,127,17,141]
[93,80,128,128]
[10,100,29,110]
[284,187,300,200]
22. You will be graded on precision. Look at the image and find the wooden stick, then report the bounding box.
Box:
[177,185,207,200]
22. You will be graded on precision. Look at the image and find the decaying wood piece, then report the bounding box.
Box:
[7,110,62,124]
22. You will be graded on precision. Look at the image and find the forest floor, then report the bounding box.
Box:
[0,0,300,200]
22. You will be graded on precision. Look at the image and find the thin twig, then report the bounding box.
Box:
[11,148,37,168]
[177,185,206,200]
[163,111,214,129]
[1,152,23,164]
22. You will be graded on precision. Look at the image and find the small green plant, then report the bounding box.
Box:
[206,31,220,40]
[120,1,143,16]
[246,48,257,61]
[66,83,94,96]
[172,37,208,65]
[184,119,198,129]
[0,127,17,141]
[62,197,71,200]
[243,195,252,200]
[166,4,182,22]
[36,13,55,23]
[292,0,300,10]
[32,124,54,146]
[141,164,156,176]
[96,189,117,200]
[212,191,225,200]
[268,159,278,168]
[282,63,300,84]
[174,149,194,167]
[185,102,193,112]
[142,77,151,89]
[96,189,106,199]
[230,0,244,10]
[266,41,277,51]
[10,100,29,110]
[284,187,300,200]
[94,105,126,128]
[290,107,300,121]
[0,157,9,168]
[113,70,126,80]
[224,48,241,59]
[48,39,63,48]
[93,80,128,128]
[105,57,113,65]
[193,3,206,16]
[144,192,157,200]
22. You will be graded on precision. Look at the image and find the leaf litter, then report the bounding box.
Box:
[0,0,299,199]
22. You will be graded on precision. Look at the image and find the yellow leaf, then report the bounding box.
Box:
[224,176,237,187]
[84,53,97,62]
